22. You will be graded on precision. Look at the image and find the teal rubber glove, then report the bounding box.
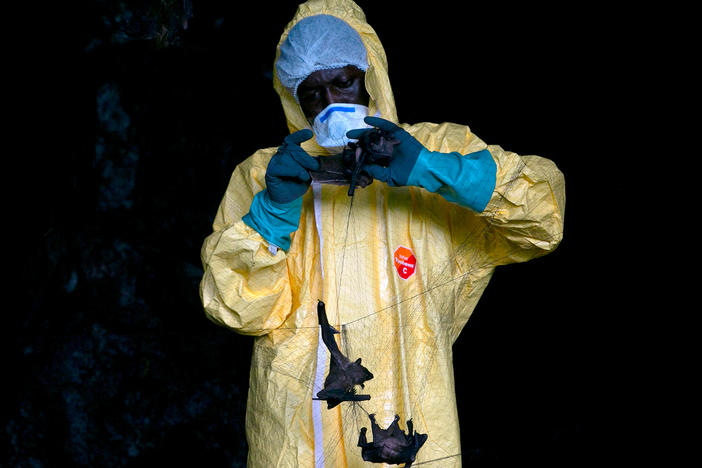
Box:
[242,191,302,251]
[347,116,496,213]
[409,147,496,212]
[265,129,319,203]
[242,129,319,251]
[346,116,423,187]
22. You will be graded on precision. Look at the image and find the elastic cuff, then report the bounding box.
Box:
[242,190,303,251]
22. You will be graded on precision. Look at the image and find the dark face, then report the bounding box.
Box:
[297,65,370,122]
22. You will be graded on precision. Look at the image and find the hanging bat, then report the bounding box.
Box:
[314,300,373,409]
[358,413,428,467]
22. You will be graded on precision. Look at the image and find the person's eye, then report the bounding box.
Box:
[336,79,353,88]
[299,89,319,101]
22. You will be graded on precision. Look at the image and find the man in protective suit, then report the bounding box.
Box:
[200,0,565,466]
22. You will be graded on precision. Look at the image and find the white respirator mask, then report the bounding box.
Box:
[311,103,372,152]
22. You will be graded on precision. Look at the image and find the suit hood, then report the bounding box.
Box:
[273,0,398,152]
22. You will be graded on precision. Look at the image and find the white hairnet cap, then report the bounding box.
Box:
[276,14,368,102]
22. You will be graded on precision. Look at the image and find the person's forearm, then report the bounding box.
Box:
[243,189,303,252]
[407,148,496,212]
[200,218,295,335]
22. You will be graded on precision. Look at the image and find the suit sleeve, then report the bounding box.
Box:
[199,148,296,335]
[407,122,565,267]
[476,144,565,265]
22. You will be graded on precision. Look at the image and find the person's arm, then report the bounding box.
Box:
[352,117,564,264]
[409,123,565,266]
[199,132,318,335]
[412,121,565,265]
[200,215,294,335]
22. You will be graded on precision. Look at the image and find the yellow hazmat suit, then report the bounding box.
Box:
[200,0,565,466]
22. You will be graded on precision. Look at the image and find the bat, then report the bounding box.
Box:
[344,127,398,196]
[314,300,373,409]
[308,128,399,196]
[358,413,428,467]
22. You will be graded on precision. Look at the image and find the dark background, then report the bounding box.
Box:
[9,1,659,466]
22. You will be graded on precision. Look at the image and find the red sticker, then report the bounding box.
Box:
[393,246,416,280]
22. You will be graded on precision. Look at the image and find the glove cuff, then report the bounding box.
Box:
[407,148,496,212]
[242,190,303,251]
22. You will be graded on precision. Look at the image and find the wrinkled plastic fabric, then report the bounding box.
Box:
[199,0,565,466]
